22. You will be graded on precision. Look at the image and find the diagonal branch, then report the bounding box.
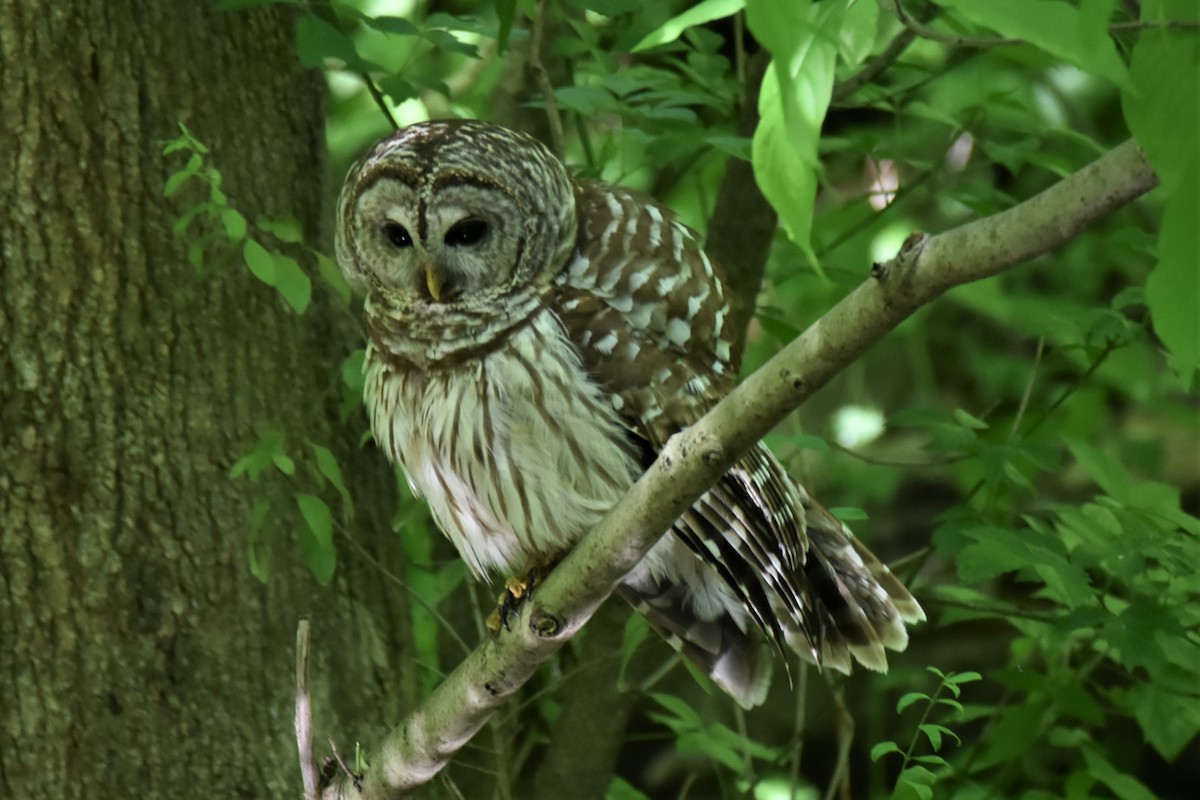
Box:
[316,139,1158,799]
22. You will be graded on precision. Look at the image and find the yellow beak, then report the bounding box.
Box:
[424,263,443,302]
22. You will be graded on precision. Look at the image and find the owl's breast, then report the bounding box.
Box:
[365,310,641,579]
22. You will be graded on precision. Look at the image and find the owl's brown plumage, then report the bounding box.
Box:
[336,119,923,707]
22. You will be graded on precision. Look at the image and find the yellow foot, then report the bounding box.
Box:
[486,564,549,635]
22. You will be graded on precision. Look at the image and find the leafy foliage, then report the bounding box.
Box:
[180,0,1199,796]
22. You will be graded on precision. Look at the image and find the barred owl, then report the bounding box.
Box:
[336,119,923,708]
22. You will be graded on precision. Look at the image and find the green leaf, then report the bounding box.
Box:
[495,0,516,50]
[605,776,652,800]
[676,729,743,773]
[1146,159,1200,383]
[230,431,284,481]
[272,453,295,476]
[897,692,928,714]
[837,0,879,66]
[618,613,651,690]
[172,201,216,239]
[944,671,982,688]
[830,506,868,522]
[296,12,366,70]
[310,443,353,512]
[163,153,203,196]
[746,0,838,264]
[272,253,312,314]
[919,723,961,751]
[296,493,334,550]
[632,0,745,52]
[1080,745,1158,800]
[896,766,937,800]
[243,239,278,285]
[315,251,352,307]
[953,408,989,430]
[1130,682,1200,762]
[358,14,420,37]
[220,208,247,241]
[422,28,479,58]
[299,523,336,585]
[956,526,1094,608]
[257,215,304,243]
[1124,11,1200,382]
[937,0,1134,93]
[554,85,615,116]
[870,740,902,762]
[247,499,272,583]
[649,693,703,729]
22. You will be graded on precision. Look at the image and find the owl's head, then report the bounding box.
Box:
[336,120,577,308]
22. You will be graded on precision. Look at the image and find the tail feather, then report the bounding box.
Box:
[668,443,924,682]
[617,580,773,709]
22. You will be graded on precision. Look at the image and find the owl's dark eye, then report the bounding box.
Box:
[381,222,412,249]
[445,218,489,247]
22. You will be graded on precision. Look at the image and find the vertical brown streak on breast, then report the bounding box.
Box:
[511,465,534,551]
[473,368,489,470]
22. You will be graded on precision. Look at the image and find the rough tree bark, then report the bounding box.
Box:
[0,3,407,797]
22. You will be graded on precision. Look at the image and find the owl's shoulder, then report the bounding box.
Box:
[549,180,741,442]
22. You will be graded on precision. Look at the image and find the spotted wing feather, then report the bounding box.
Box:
[553,181,924,689]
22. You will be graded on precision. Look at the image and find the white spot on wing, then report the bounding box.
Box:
[628,266,654,291]
[666,318,690,347]
[595,332,618,354]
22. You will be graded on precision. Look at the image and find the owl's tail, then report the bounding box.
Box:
[785,500,927,675]
[617,580,773,709]
[623,443,925,706]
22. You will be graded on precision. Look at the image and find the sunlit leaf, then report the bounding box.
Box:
[163,153,203,196]
[256,215,304,243]
[870,740,902,762]
[296,493,333,549]
[746,0,838,266]
[272,253,312,314]
[243,239,278,285]
[936,0,1134,93]
[220,208,247,241]
[632,0,745,52]
[310,442,353,513]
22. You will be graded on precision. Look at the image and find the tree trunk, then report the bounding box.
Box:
[0,3,410,797]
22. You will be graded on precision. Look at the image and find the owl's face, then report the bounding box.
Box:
[337,120,578,309]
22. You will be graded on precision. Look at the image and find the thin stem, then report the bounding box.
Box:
[530,0,564,157]
[362,74,400,130]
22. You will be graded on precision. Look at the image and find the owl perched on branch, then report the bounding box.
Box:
[336,119,923,708]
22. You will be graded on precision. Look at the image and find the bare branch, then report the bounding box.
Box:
[317,139,1158,799]
[296,619,317,800]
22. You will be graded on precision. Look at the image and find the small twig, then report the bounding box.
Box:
[886,0,1021,48]
[926,595,1061,623]
[888,0,1200,50]
[789,661,808,799]
[329,737,362,789]
[1008,337,1044,441]
[529,0,564,157]
[832,23,920,103]
[332,516,473,656]
[823,683,855,800]
[831,440,968,469]
[362,74,401,131]
[296,620,318,800]
[1109,19,1200,32]
[815,168,936,260]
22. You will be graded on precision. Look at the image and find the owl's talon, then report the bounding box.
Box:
[486,565,548,636]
